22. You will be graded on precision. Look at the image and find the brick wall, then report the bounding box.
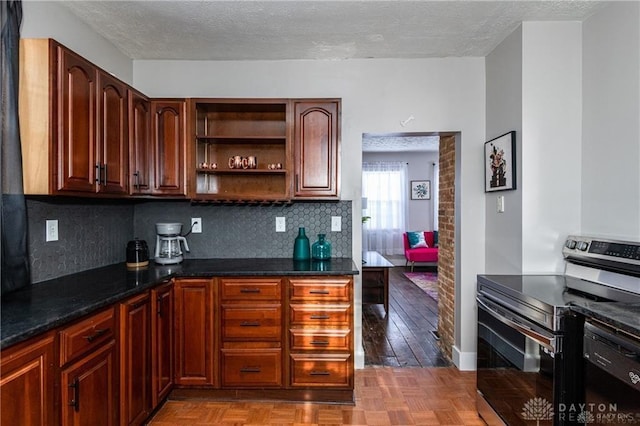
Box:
[437,135,456,360]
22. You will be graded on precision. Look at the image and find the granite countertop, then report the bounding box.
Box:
[1,257,359,350]
[568,300,640,337]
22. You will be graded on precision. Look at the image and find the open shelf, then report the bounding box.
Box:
[191,99,291,201]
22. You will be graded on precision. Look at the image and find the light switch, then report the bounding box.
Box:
[497,195,505,213]
[331,216,342,232]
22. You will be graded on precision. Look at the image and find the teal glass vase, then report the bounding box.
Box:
[293,227,311,260]
[312,234,331,260]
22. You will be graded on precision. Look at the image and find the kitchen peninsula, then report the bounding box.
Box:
[1,258,359,425]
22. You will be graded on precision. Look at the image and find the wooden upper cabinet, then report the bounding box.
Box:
[151,100,187,196]
[129,90,153,195]
[97,71,129,194]
[20,39,129,196]
[293,100,341,199]
[56,45,98,193]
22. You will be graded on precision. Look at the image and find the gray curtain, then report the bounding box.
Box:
[1,0,30,294]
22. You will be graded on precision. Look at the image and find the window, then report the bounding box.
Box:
[362,162,408,255]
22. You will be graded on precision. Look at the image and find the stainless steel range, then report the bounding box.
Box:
[477,236,640,426]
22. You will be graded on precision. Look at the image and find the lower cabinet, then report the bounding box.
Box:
[0,273,354,425]
[174,278,215,386]
[119,292,152,426]
[61,339,118,426]
[59,307,118,426]
[151,280,174,406]
[0,332,56,426]
[288,277,354,389]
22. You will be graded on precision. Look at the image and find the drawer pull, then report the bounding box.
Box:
[240,321,260,327]
[310,315,330,320]
[69,378,80,412]
[310,371,331,376]
[240,367,262,373]
[310,340,329,346]
[309,290,330,295]
[156,295,163,317]
[83,328,108,343]
[240,288,261,294]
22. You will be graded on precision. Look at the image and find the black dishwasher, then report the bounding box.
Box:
[582,319,640,424]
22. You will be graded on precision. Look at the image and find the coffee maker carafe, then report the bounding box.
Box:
[154,223,190,264]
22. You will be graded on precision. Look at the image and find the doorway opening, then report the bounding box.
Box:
[361,132,456,366]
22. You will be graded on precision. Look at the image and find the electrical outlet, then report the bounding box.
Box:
[46,220,58,242]
[276,217,286,232]
[331,216,342,232]
[191,218,202,233]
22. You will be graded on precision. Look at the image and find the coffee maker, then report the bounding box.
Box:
[154,223,190,264]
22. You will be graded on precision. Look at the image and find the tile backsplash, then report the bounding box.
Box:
[26,198,352,283]
[134,200,352,260]
[26,198,134,283]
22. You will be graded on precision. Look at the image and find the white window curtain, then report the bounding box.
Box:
[362,162,408,255]
[433,162,439,231]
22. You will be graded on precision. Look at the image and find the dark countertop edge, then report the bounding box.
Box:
[1,258,359,350]
[476,274,640,337]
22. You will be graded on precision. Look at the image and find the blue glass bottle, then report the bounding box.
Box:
[293,227,311,260]
[312,234,331,260]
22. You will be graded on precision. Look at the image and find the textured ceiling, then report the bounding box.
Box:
[60,0,606,61]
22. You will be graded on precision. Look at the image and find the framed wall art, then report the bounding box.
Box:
[484,131,516,192]
[411,180,431,200]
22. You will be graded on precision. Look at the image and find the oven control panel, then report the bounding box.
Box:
[564,236,640,267]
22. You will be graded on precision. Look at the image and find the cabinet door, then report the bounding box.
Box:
[61,339,117,426]
[174,278,215,386]
[0,332,56,426]
[56,45,97,193]
[119,293,151,426]
[293,100,340,199]
[97,71,128,195]
[129,90,153,195]
[151,281,174,406]
[151,100,186,196]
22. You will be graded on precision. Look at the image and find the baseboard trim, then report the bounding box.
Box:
[452,345,476,371]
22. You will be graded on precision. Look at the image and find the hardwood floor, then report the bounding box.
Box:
[363,264,449,367]
[149,367,482,425]
[148,262,482,425]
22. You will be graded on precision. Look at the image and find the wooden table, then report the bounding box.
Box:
[362,251,394,313]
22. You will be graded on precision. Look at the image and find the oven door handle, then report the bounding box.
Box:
[477,296,559,354]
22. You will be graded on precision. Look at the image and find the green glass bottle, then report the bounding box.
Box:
[293,227,311,260]
[312,233,331,260]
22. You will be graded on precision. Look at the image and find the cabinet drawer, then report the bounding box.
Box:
[221,349,282,387]
[59,307,116,366]
[290,354,352,388]
[220,278,282,301]
[289,277,351,302]
[290,304,351,326]
[289,329,351,351]
[222,305,281,341]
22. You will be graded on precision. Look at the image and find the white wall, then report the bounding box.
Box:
[485,26,524,274]
[21,1,133,84]
[582,2,640,240]
[363,151,438,231]
[135,58,486,369]
[521,22,583,274]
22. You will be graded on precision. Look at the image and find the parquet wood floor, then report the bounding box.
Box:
[363,265,449,367]
[148,367,483,425]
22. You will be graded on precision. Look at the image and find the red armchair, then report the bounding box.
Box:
[403,231,438,272]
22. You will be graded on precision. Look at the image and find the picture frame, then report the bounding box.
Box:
[411,180,431,200]
[484,131,516,192]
